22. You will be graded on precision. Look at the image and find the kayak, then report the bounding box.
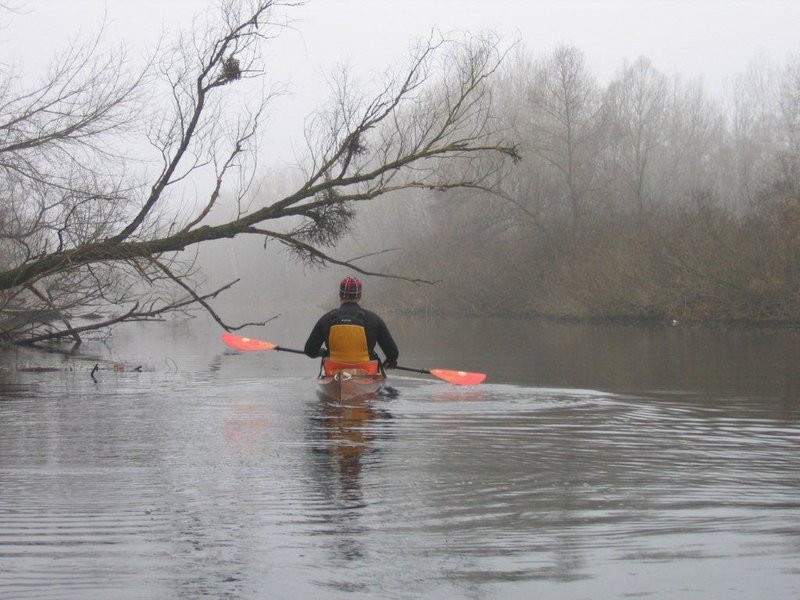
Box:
[221,333,487,387]
[317,359,385,402]
[317,369,385,402]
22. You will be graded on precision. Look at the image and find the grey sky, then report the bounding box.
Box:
[9,1,800,80]
[4,0,800,160]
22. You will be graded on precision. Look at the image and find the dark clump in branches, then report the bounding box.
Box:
[293,192,356,249]
[219,55,241,83]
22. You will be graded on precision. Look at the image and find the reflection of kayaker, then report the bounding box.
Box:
[303,277,399,401]
[319,398,379,464]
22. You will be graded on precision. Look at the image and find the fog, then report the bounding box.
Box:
[2,8,800,596]
[3,0,800,328]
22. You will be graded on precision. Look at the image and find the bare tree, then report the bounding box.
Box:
[725,55,781,212]
[0,1,518,344]
[604,56,668,222]
[524,45,603,231]
[780,54,800,155]
[660,77,725,210]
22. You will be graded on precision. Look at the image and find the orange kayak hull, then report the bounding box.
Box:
[317,368,385,402]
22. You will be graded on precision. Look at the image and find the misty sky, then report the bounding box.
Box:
[9,1,799,76]
[5,0,800,161]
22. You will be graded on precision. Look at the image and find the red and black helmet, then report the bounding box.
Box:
[339,276,362,301]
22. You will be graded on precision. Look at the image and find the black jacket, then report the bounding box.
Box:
[304,302,399,362]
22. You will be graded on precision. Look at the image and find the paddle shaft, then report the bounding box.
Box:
[284,345,394,367]
[275,347,423,377]
[275,346,306,355]
[393,365,432,375]
[277,344,410,371]
[272,350,441,377]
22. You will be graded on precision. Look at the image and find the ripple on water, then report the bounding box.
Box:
[1,372,799,598]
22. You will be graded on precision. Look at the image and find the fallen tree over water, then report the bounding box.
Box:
[0,1,518,345]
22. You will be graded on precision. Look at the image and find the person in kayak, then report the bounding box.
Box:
[304,276,399,372]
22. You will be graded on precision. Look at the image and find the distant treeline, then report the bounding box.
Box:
[361,46,800,325]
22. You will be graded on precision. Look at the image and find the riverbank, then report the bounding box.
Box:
[373,304,800,331]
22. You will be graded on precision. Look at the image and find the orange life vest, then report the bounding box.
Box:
[324,323,379,375]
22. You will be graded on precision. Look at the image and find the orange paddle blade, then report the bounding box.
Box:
[429,369,487,386]
[222,333,278,352]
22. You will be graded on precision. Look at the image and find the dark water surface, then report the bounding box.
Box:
[1,317,799,599]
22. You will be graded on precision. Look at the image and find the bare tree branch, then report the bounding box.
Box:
[149,258,276,331]
[0,1,518,344]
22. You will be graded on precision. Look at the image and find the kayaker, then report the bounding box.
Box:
[304,276,399,371]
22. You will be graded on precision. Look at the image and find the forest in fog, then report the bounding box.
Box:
[357,45,800,324]
[2,0,799,345]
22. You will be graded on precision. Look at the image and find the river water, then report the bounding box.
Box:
[1,316,799,599]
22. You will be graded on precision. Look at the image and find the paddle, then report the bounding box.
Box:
[393,365,486,386]
[221,332,305,354]
[221,333,486,385]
